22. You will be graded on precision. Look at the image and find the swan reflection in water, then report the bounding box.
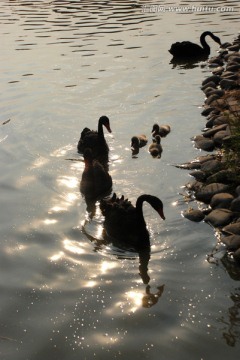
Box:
[81,216,165,308]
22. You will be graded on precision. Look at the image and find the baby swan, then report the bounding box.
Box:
[80,148,112,199]
[100,193,165,250]
[149,135,162,158]
[131,134,148,155]
[152,124,171,138]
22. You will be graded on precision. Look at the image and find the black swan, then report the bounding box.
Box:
[131,134,148,155]
[100,193,165,249]
[80,148,112,199]
[149,135,163,158]
[152,123,171,138]
[169,31,221,58]
[77,116,112,160]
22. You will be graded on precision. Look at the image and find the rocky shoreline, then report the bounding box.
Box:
[177,34,240,264]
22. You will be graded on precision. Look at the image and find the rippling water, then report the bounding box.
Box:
[0,1,240,359]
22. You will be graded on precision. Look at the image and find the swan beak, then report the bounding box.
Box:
[158,209,165,220]
[105,124,112,133]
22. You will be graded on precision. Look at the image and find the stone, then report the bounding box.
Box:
[233,248,240,263]
[201,107,216,117]
[189,170,206,181]
[221,234,240,250]
[222,222,240,235]
[210,193,234,209]
[220,79,238,90]
[200,159,223,173]
[206,169,236,185]
[183,208,205,222]
[194,135,215,151]
[230,196,240,212]
[202,75,221,86]
[204,209,234,227]
[203,124,228,138]
[213,130,230,147]
[195,183,230,203]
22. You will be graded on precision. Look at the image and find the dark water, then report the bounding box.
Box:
[0,1,240,359]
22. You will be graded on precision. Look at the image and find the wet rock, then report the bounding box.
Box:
[210,193,234,209]
[204,209,234,227]
[189,170,206,181]
[233,248,240,263]
[194,135,215,151]
[211,66,224,75]
[202,124,228,138]
[221,234,240,250]
[203,86,218,96]
[220,78,238,90]
[206,169,236,185]
[226,64,240,72]
[174,161,201,170]
[202,75,221,86]
[182,208,205,222]
[213,129,230,147]
[186,180,203,192]
[201,81,217,91]
[222,222,240,235]
[201,107,216,117]
[204,94,222,105]
[195,183,230,203]
[200,159,223,174]
[206,89,225,98]
[230,196,240,212]
[228,44,240,52]
[212,115,229,126]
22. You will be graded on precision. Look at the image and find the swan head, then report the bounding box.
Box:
[131,136,140,151]
[152,123,160,134]
[212,34,221,46]
[99,115,112,133]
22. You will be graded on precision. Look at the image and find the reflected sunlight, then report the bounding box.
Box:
[49,251,64,262]
[126,290,143,312]
[84,280,98,288]
[48,205,67,213]
[57,176,78,189]
[43,218,58,225]
[63,239,86,255]
[16,175,36,187]
[30,156,49,169]
[100,261,117,274]
[51,144,74,157]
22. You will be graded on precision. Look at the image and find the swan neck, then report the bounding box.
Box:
[200,32,211,51]
[98,119,104,138]
[136,196,147,225]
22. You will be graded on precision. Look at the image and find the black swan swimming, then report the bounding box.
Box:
[80,148,112,199]
[152,123,171,138]
[131,134,148,155]
[77,116,112,161]
[169,31,221,58]
[100,193,165,249]
[149,135,163,158]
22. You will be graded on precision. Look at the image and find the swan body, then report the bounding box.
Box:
[100,193,165,249]
[77,116,112,161]
[131,134,148,155]
[152,124,171,138]
[169,31,221,58]
[80,148,112,199]
[149,135,163,158]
